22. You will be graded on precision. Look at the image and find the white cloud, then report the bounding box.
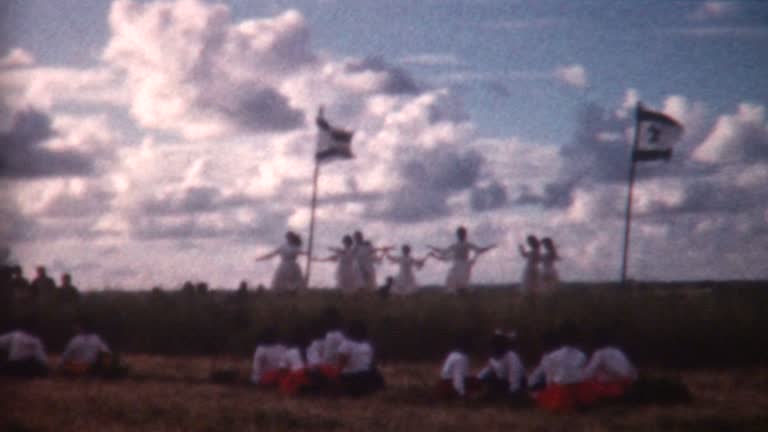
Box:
[0,48,35,68]
[688,1,739,21]
[693,103,768,164]
[553,64,588,89]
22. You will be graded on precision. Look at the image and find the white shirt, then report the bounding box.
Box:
[337,339,373,374]
[0,331,48,366]
[529,346,587,386]
[250,343,286,383]
[583,347,637,382]
[322,330,346,364]
[306,339,324,367]
[478,351,525,393]
[60,333,110,365]
[280,347,305,371]
[440,350,469,396]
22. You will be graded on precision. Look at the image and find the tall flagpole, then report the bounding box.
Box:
[305,160,320,287]
[620,102,642,287]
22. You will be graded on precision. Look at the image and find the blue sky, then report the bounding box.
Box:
[1,0,767,289]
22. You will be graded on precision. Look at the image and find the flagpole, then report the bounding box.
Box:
[305,160,321,287]
[620,103,642,288]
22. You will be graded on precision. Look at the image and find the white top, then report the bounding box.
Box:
[0,331,48,366]
[355,243,377,271]
[440,350,469,396]
[279,244,301,262]
[446,241,479,262]
[60,333,111,365]
[478,351,525,393]
[337,339,373,374]
[306,339,324,367]
[322,330,346,364]
[583,347,638,382]
[250,343,286,383]
[529,346,587,386]
[280,347,305,371]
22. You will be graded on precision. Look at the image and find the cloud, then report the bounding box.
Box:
[0,108,94,178]
[553,64,588,89]
[103,0,309,139]
[688,1,740,21]
[0,48,35,68]
[693,103,768,164]
[398,53,463,67]
[470,181,508,211]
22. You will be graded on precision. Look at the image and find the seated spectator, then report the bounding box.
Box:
[0,321,49,378]
[59,320,112,376]
[477,331,527,402]
[436,334,478,399]
[528,344,588,412]
[336,320,385,396]
[579,346,638,403]
[250,328,287,387]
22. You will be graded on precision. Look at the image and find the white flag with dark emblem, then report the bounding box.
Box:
[315,108,354,162]
[633,105,684,162]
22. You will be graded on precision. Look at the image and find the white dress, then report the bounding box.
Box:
[540,252,559,291]
[520,248,540,293]
[271,244,305,292]
[444,242,478,292]
[390,256,421,294]
[335,249,361,292]
[354,243,377,291]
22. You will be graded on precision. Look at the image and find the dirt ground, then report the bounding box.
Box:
[2,355,767,432]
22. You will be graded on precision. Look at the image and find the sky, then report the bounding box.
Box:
[1,0,767,290]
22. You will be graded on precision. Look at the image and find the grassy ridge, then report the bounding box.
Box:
[5,281,768,368]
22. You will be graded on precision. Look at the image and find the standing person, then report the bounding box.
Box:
[59,320,112,376]
[30,266,56,299]
[58,273,80,301]
[518,235,541,294]
[352,231,385,292]
[255,231,306,292]
[316,236,360,293]
[429,226,495,293]
[540,237,560,291]
[384,245,428,295]
[0,322,49,378]
[477,331,527,401]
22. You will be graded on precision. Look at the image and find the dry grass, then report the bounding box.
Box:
[2,355,767,432]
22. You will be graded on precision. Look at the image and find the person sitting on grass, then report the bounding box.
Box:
[476,331,527,402]
[579,345,638,404]
[527,338,588,412]
[278,327,312,396]
[250,327,287,387]
[59,320,113,377]
[0,320,49,378]
[336,320,385,396]
[435,334,478,399]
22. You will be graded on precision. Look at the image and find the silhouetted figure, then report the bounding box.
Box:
[195,282,209,294]
[540,237,560,291]
[378,276,394,298]
[519,235,541,294]
[182,281,195,294]
[58,273,80,301]
[30,266,55,299]
[352,231,380,292]
[316,235,360,293]
[255,231,306,292]
[384,244,428,295]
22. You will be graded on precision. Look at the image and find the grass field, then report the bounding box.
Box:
[2,355,768,432]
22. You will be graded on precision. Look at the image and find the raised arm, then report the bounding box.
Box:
[518,244,529,258]
[254,249,280,261]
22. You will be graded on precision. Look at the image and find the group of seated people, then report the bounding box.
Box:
[438,331,638,411]
[0,320,114,378]
[249,312,385,397]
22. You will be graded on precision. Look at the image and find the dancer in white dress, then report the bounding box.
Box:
[255,231,306,292]
[352,231,389,292]
[518,235,541,294]
[384,245,428,295]
[540,237,560,291]
[317,235,360,292]
[429,226,495,293]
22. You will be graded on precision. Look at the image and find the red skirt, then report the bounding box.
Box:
[259,369,289,387]
[279,369,312,396]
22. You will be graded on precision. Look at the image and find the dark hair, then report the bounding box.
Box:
[491,332,510,357]
[286,231,302,247]
[527,235,539,248]
[342,235,353,247]
[345,320,368,341]
[456,226,467,240]
[402,244,411,255]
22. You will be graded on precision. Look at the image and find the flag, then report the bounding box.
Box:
[633,105,684,162]
[315,108,354,162]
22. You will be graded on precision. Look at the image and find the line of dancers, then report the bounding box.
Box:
[257,226,515,294]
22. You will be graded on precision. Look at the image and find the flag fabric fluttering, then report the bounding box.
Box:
[315,108,354,162]
[633,105,684,162]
